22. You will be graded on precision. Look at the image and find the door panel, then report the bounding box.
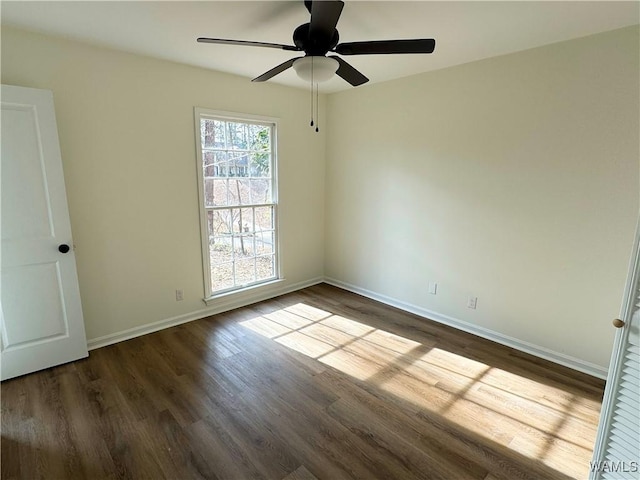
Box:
[1,84,88,381]
[590,220,640,479]
[2,262,68,347]
[1,105,54,240]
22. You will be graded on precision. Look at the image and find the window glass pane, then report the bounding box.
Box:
[212,263,234,291]
[235,258,255,286]
[248,125,270,152]
[254,206,273,231]
[229,206,253,228]
[208,151,227,177]
[215,121,226,149]
[249,153,270,177]
[210,210,233,236]
[227,179,252,206]
[233,234,254,256]
[201,119,214,148]
[202,119,226,149]
[211,179,229,207]
[211,237,233,263]
[203,151,216,177]
[250,179,271,203]
[227,122,248,150]
[246,235,258,257]
[227,208,240,233]
[206,210,215,241]
[240,207,254,233]
[227,151,249,178]
[256,255,275,282]
[204,178,215,207]
[256,231,274,255]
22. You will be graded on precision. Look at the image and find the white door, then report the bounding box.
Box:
[1,84,88,381]
[590,220,640,479]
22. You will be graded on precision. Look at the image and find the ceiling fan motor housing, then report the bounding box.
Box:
[293,23,340,56]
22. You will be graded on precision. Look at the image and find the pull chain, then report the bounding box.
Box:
[315,82,319,133]
[307,57,321,133]
[310,57,314,127]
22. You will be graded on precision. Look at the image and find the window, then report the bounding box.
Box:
[195,109,278,298]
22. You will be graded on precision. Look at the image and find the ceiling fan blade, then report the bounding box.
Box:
[335,39,436,55]
[309,0,344,41]
[329,56,368,87]
[197,37,300,52]
[252,58,300,82]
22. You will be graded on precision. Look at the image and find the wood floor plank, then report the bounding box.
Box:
[56,369,119,478]
[282,465,319,480]
[1,283,605,479]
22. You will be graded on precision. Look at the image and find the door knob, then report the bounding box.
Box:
[612,318,625,328]
[58,244,70,254]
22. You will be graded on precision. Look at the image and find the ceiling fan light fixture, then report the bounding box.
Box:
[293,56,338,83]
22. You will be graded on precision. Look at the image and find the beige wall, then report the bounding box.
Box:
[1,27,326,341]
[325,26,639,370]
[3,25,638,373]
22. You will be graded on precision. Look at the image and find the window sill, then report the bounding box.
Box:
[203,278,284,307]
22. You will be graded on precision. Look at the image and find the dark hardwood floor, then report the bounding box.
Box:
[1,283,605,479]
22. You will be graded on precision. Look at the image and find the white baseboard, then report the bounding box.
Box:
[86,277,323,351]
[324,277,608,379]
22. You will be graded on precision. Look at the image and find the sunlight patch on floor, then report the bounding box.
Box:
[239,303,598,478]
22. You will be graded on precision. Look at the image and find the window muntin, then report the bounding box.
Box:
[196,111,278,297]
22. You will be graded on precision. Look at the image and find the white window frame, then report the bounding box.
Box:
[194,108,280,302]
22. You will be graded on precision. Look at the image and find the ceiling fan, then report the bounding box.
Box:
[197,0,436,87]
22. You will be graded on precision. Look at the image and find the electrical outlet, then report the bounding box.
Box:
[467,296,477,309]
[176,289,184,301]
[428,282,438,295]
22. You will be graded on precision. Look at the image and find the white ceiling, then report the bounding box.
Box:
[2,1,638,93]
